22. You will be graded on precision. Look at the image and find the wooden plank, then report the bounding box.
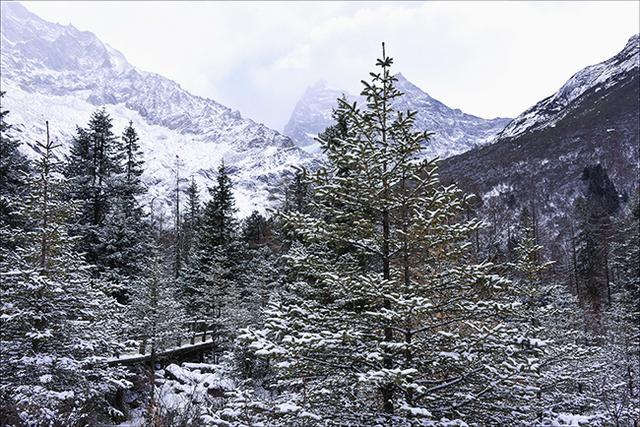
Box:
[106,334,218,366]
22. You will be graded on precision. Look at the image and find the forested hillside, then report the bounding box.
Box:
[1,40,638,426]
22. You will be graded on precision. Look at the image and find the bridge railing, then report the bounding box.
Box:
[112,319,223,359]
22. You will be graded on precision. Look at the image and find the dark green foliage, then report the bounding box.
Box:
[0,91,32,255]
[573,165,619,321]
[182,162,238,318]
[64,112,151,301]
[121,121,144,194]
[317,99,348,152]
[181,177,202,267]
[581,164,620,216]
[65,109,119,265]
[203,161,238,248]
[241,210,270,247]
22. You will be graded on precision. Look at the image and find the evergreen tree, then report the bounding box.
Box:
[0,91,32,256]
[102,121,151,301]
[574,196,608,329]
[182,177,202,267]
[65,114,151,300]
[242,210,270,247]
[120,121,144,197]
[204,160,238,247]
[182,161,238,323]
[65,109,121,267]
[241,45,533,423]
[0,123,123,425]
[317,100,348,151]
[282,170,312,216]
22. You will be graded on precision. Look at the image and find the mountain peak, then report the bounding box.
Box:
[394,72,407,81]
[621,33,639,57]
[309,79,329,91]
[1,1,310,216]
[499,33,639,140]
[393,73,431,98]
[284,72,511,157]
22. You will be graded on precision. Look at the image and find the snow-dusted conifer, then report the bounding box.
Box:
[102,121,152,301]
[0,92,32,258]
[0,123,124,424]
[65,109,122,269]
[182,177,202,267]
[242,44,534,423]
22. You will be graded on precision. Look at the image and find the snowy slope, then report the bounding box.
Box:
[0,2,311,216]
[498,34,639,141]
[439,33,639,246]
[283,74,511,158]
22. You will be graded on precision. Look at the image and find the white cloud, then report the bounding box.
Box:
[22,1,640,130]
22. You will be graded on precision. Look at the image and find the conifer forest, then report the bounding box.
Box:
[0,2,639,426]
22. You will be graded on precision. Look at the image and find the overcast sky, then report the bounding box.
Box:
[23,1,640,131]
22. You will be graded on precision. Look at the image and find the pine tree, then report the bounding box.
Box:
[181,161,242,360]
[574,196,608,330]
[120,121,144,196]
[282,170,312,216]
[65,109,121,268]
[0,91,32,256]
[317,100,348,151]
[0,122,124,425]
[189,160,238,309]
[241,45,533,423]
[65,114,151,301]
[242,210,270,247]
[182,177,202,267]
[102,121,151,301]
[204,160,238,248]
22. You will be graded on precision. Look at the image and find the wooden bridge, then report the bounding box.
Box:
[106,320,222,366]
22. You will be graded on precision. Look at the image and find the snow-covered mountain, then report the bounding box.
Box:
[498,34,639,141]
[440,33,639,244]
[284,74,511,158]
[0,1,310,216]
[283,80,347,154]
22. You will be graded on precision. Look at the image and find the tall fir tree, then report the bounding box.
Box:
[182,177,202,267]
[241,44,534,423]
[574,195,608,330]
[102,121,151,301]
[0,91,32,257]
[183,161,238,322]
[205,160,238,247]
[65,109,120,267]
[65,113,151,300]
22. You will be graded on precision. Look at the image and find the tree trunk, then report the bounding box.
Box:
[39,121,50,271]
